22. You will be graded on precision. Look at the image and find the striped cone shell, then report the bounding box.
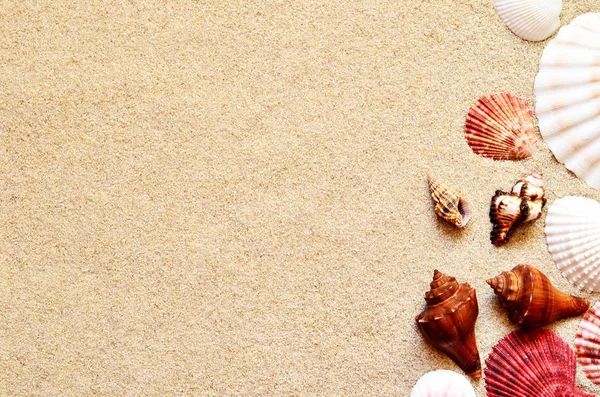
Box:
[465,93,536,161]
[427,176,472,228]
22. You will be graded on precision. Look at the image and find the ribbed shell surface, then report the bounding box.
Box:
[576,303,600,385]
[534,13,600,189]
[493,0,562,41]
[545,196,600,292]
[485,329,579,396]
[465,93,536,160]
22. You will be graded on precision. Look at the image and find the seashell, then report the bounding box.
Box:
[427,175,473,228]
[464,93,536,160]
[545,196,600,292]
[487,264,590,328]
[576,302,600,386]
[576,388,596,397]
[485,328,591,397]
[489,172,546,246]
[492,0,562,42]
[410,370,476,397]
[415,270,481,378]
[534,13,600,190]
[511,171,545,201]
[490,191,530,246]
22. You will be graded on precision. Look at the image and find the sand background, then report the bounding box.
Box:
[1,0,600,395]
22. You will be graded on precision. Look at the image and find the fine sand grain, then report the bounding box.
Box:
[1,1,600,395]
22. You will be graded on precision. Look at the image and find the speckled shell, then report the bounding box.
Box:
[487,264,589,328]
[427,176,473,228]
[465,93,536,160]
[415,270,481,378]
[485,328,592,397]
[576,302,600,386]
[545,196,600,292]
[493,0,562,41]
[410,370,476,397]
[489,172,546,246]
[534,13,600,189]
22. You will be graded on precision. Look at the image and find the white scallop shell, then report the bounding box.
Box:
[410,370,475,397]
[534,13,600,189]
[493,0,562,41]
[545,196,600,292]
[576,302,600,385]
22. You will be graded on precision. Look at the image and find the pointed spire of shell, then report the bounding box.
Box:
[416,270,481,378]
[487,264,589,328]
[427,175,473,228]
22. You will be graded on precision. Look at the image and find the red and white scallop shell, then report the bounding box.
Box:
[465,93,536,161]
[410,370,475,397]
[485,328,592,396]
[576,302,600,385]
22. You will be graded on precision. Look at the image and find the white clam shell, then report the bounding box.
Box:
[493,0,562,41]
[534,13,600,189]
[545,196,600,292]
[576,302,600,385]
[410,370,475,397]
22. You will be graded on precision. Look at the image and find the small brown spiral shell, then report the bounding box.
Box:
[487,264,590,328]
[427,175,473,228]
[415,270,481,378]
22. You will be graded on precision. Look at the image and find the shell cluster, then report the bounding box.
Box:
[427,176,473,228]
[487,264,590,328]
[534,13,600,189]
[492,0,562,42]
[410,370,476,397]
[485,329,593,397]
[415,270,481,378]
[545,196,600,292]
[490,172,546,246]
[465,93,537,160]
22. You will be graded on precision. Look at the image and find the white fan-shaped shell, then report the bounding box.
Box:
[545,196,600,292]
[534,13,600,189]
[410,370,476,397]
[493,0,562,41]
[576,302,600,385]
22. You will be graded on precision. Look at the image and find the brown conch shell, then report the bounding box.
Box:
[427,175,473,228]
[490,171,546,246]
[487,264,590,328]
[415,270,481,378]
[464,93,536,160]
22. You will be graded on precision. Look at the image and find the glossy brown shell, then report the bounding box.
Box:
[487,264,590,328]
[489,172,546,246]
[415,270,481,378]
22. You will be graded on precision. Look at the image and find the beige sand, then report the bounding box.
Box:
[1,1,600,395]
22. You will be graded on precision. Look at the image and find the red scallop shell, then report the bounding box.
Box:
[465,93,536,160]
[576,302,600,385]
[485,329,591,396]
